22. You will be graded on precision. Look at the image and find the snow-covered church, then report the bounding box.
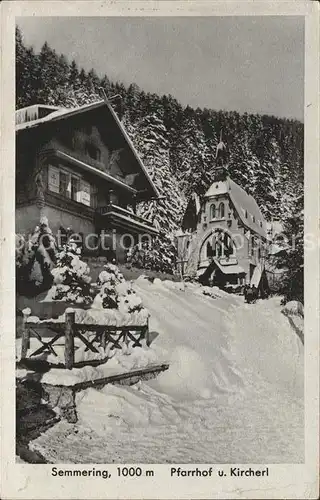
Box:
[176,139,270,293]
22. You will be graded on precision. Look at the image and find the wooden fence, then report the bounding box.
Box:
[20,309,150,370]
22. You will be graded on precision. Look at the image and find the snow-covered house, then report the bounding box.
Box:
[177,140,269,291]
[16,101,159,262]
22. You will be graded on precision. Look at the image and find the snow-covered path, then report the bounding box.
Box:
[30,280,304,464]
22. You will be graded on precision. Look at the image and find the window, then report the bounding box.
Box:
[59,172,69,198]
[245,210,248,218]
[252,215,255,223]
[71,176,80,201]
[219,202,225,218]
[48,165,91,207]
[86,142,101,162]
[210,204,216,219]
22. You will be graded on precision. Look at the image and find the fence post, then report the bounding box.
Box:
[65,308,75,370]
[21,308,31,359]
[145,318,150,347]
[101,331,107,351]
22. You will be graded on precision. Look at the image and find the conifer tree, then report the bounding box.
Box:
[174,114,214,196]
[51,238,93,305]
[129,112,185,234]
[276,192,304,303]
[228,133,259,195]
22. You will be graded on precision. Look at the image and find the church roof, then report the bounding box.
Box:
[204,177,268,239]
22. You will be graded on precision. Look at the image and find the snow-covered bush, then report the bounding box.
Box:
[92,263,145,314]
[16,217,57,294]
[50,238,92,305]
[126,233,177,275]
[281,300,304,318]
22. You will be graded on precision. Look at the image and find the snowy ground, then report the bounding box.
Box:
[30,278,304,463]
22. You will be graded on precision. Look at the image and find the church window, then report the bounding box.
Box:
[210,204,216,219]
[219,202,225,218]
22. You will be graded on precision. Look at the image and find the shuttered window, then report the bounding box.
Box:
[79,180,91,206]
[47,165,92,207]
[48,165,60,193]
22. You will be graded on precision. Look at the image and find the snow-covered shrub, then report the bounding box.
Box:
[16,217,57,294]
[50,239,92,305]
[281,300,304,318]
[126,233,177,275]
[92,263,146,314]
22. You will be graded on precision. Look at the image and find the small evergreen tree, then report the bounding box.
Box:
[92,263,145,314]
[16,217,57,295]
[51,238,92,305]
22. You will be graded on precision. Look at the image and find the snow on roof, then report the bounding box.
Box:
[15,101,105,131]
[205,180,228,197]
[213,259,245,275]
[228,178,267,239]
[205,177,268,239]
[16,100,160,199]
[268,243,288,255]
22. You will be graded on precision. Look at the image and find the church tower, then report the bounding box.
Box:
[214,131,228,181]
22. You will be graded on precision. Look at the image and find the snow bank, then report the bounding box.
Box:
[75,384,178,432]
[149,345,212,400]
[17,340,167,386]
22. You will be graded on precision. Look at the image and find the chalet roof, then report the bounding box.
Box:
[16,100,159,199]
[204,177,268,239]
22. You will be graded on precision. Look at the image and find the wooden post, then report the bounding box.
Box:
[179,260,186,292]
[21,308,31,359]
[124,331,128,348]
[65,309,75,370]
[101,331,107,351]
[145,318,150,347]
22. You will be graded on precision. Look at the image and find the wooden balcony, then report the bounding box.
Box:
[96,204,159,235]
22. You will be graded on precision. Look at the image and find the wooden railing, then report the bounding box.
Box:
[97,204,155,229]
[20,309,150,370]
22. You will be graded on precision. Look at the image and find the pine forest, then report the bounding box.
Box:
[16,26,304,301]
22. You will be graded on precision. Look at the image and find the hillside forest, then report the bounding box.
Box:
[15,27,304,302]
